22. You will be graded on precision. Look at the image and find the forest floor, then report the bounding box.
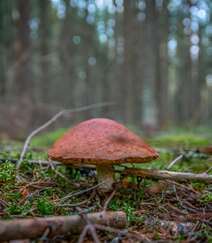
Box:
[0,128,211,242]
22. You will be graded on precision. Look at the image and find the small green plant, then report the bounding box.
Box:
[36,198,55,215]
[122,202,135,222]
[200,192,212,204]
[192,182,207,191]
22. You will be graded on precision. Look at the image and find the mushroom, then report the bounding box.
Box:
[48,118,159,192]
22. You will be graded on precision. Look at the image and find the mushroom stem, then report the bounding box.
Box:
[96,164,114,192]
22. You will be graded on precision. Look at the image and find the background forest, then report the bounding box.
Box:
[0,0,212,138]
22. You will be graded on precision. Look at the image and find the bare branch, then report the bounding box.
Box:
[0,211,126,241]
[16,102,114,175]
[77,225,90,243]
[122,168,212,183]
[103,190,116,212]
[59,181,106,204]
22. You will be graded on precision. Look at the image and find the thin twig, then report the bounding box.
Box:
[77,207,101,243]
[58,200,89,208]
[58,191,95,207]
[167,154,183,170]
[60,181,106,203]
[38,226,51,241]
[77,225,90,243]
[16,102,114,177]
[103,190,116,212]
[122,168,212,183]
[205,167,212,174]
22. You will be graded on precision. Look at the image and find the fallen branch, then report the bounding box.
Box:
[0,211,126,241]
[122,168,212,183]
[0,158,94,168]
[16,102,114,175]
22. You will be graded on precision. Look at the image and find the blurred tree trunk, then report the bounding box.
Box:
[84,5,92,110]
[99,11,113,118]
[0,1,6,100]
[175,2,192,125]
[101,48,111,118]
[142,0,157,127]
[14,0,32,102]
[176,32,192,124]
[123,0,143,125]
[59,0,75,107]
[155,1,169,128]
[0,0,14,101]
[174,2,207,125]
[81,3,98,118]
[190,26,205,123]
[0,50,6,100]
[38,0,50,103]
[113,5,124,121]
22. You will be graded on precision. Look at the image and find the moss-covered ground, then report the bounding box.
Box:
[0,127,211,242]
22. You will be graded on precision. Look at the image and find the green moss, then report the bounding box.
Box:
[200,193,212,204]
[36,198,55,215]
[0,162,15,182]
[192,182,207,191]
[150,133,210,148]
[5,191,21,201]
[6,202,31,216]
[109,186,149,223]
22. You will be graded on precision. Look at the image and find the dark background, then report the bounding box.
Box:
[0,0,211,138]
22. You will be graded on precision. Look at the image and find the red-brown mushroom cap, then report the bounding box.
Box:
[48,118,159,165]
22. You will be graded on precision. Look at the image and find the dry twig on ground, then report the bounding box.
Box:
[59,181,106,204]
[0,211,126,241]
[122,168,212,183]
[167,154,183,170]
[77,207,101,243]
